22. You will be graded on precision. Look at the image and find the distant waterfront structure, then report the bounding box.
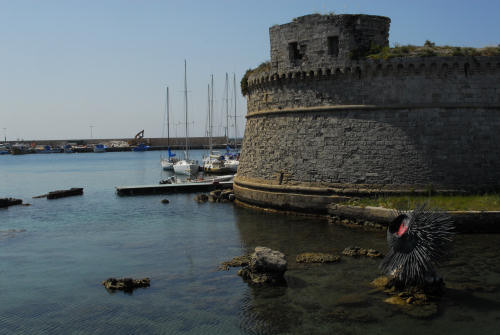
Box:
[234,13,500,213]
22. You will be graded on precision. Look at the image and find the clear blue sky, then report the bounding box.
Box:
[1,0,498,140]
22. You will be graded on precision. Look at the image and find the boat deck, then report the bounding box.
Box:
[116,181,233,196]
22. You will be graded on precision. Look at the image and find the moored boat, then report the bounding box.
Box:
[173,60,199,176]
[93,144,107,153]
[10,143,29,155]
[132,143,150,152]
[0,144,9,154]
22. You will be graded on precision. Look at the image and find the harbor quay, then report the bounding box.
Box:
[2,136,242,153]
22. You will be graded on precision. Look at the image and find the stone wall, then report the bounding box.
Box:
[238,106,500,193]
[270,14,390,72]
[235,14,500,212]
[247,57,500,113]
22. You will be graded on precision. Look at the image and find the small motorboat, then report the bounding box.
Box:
[132,143,150,152]
[93,144,107,153]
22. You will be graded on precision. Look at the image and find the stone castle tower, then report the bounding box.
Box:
[234,14,500,213]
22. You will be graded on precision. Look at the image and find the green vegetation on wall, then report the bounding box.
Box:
[241,61,271,96]
[347,194,500,211]
[364,41,500,60]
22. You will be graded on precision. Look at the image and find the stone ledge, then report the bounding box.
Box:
[246,104,500,119]
[233,177,468,196]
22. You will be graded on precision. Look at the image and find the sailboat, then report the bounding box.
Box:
[173,60,199,176]
[224,73,240,172]
[160,86,176,170]
[203,75,231,174]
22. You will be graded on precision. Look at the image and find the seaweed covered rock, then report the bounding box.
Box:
[102,277,150,292]
[370,275,442,318]
[218,255,251,271]
[208,189,235,203]
[342,246,383,258]
[194,194,209,203]
[296,252,340,263]
[238,247,287,285]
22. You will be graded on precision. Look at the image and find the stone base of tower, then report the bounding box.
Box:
[233,177,352,214]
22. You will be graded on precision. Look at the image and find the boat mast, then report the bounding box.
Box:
[209,74,214,154]
[233,73,237,148]
[184,59,189,160]
[225,73,229,143]
[167,86,170,149]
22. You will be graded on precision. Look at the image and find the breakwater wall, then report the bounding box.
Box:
[5,137,242,152]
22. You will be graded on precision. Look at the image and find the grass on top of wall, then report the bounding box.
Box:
[365,41,500,60]
[347,194,500,211]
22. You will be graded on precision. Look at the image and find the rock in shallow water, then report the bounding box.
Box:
[194,194,209,203]
[218,255,251,271]
[371,275,442,319]
[102,277,150,292]
[296,252,340,263]
[342,246,383,258]
[238,247,287,285]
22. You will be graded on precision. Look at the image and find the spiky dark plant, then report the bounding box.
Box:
[380,203,454,287]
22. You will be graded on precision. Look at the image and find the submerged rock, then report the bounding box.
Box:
[296,252,340,263]
[335,293,369,307]
[238,247,287,285]
[0,229,27,240]
[102,277,150,292]
[371,275,442,319]
[328,308,377,323]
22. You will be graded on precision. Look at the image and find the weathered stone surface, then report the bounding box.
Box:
[296,252,340,263]
[102,277,150,292]
[238,247,287,285]
[250,246,287,274]
[270,14,390,72]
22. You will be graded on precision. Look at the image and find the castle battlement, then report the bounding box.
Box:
[248,56,500,86]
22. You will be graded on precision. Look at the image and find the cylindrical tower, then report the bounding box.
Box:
[234,14,500,214]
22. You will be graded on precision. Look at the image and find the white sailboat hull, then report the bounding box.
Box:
[173,160,199,175]
[161,158,174,171]
[224,159,239,172]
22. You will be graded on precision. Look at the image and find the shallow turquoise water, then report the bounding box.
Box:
[1,151,500,334]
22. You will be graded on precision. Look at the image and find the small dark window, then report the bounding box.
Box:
[288,42,302,62]
[328,36,339,57]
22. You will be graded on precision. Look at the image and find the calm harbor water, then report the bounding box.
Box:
[1,151,500,334]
